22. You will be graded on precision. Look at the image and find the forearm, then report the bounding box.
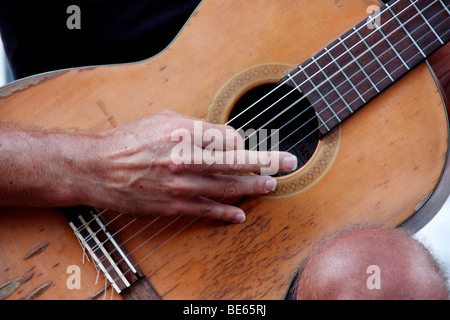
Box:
[0,124,98,208]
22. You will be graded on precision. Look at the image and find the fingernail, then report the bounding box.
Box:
[235,213,246,223]
[283,155,298,171]
[265,177,278,192]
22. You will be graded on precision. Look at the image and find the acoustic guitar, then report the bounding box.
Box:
[0,0,449,300]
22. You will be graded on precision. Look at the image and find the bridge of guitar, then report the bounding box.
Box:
[62,206,141,294]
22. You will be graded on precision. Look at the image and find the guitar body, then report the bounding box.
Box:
[0,0,449,299]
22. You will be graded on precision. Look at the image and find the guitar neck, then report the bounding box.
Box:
[283,0,450,136]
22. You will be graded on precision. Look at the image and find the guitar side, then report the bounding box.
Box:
[0,0,448,299]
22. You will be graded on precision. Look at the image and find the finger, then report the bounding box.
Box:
[172,173,278,198]
[167,196,247,223]
[193,197,247,223]
[159,110,244,150]
[193,123,244,151]
[195,149,298,174]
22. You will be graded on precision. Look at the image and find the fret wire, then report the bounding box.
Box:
[286,25,450,155]
[410,0,444,44]
[237,0,442,138]
[279,7,449,142]
[438,0,450,15]
[339,37,380,93]
[386,2,427,58]
[287,72,304,95]
[373,20,410,70]
[225,0,425,129]
[225,0,426,130]
[316,111,331,132]
[299,63,342,123]
[311,56,354,114]
[354,27,395,82]
[281,3,449,143]
[325,46,366,103]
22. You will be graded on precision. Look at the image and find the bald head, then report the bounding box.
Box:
[296,225,449,300]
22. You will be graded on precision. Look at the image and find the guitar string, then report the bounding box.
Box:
[73,0,426,242]
[261,4,450,153]
[69,0,422,241]
[81,23,450,293]
[77,0,447,264]
[91,13,449,284]
[77,10,450,297]
[230,0,444,142]
[124,12,448,260]
[79,0,445,250]
[73,208,108,232]
[285,19,449,154]
[224,0,419,130]
[98,38,450,297]
[105,25,450,293]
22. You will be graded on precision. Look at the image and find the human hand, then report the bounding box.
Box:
[84,110,297,223]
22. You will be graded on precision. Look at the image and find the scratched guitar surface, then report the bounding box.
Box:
[0,0,449,299]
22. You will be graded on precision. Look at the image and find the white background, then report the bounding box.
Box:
[0,38,449,288]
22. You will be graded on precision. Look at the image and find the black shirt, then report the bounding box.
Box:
[0,1,201,80]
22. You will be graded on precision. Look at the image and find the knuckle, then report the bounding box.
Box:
[222,178,239,197]
[231,162,243,172]
[218,206,227,220]
[168,180,191,197]
[229,152,243,172]
[201,208,212,219]
[254,178,265,193]
[227,126,244,148]
[169,201,186,216]
[167,161,189,174]
[201,205,224,220]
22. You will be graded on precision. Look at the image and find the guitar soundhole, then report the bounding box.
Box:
[227,83,319,176]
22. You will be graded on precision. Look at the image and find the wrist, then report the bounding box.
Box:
[52,131,106,208]
[67,129,124,210]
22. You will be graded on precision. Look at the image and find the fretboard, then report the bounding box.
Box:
[283,0,450,136]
